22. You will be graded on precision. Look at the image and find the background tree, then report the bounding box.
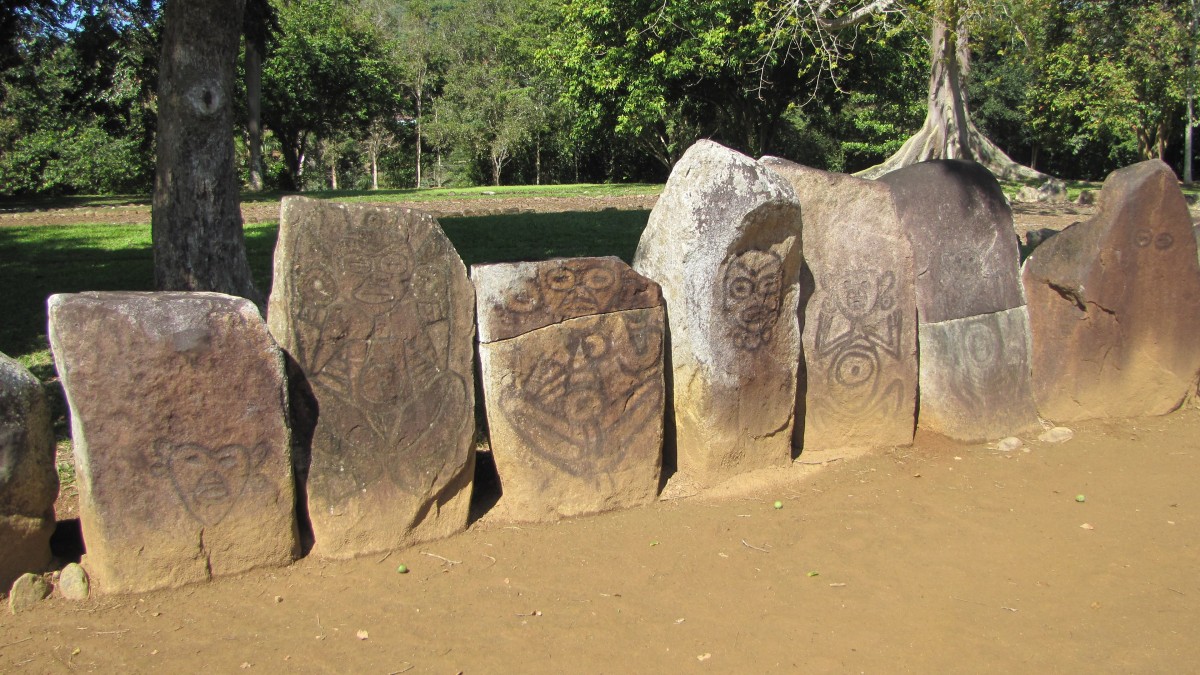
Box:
[152,0,259,300]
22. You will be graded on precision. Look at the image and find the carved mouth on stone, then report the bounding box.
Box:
[739,307,771,327]
[195,474,231,504]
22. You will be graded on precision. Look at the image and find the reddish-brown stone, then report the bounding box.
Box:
[762,158,918,451]
[1023,160,1200,421]
[48,292,298,594]
[474,258,665,522]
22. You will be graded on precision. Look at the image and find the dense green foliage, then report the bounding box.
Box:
[1,0,1197,195]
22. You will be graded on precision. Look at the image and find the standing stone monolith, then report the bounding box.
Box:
[474,257,665,522]
[0,352,57,591]
[879,160,1040,441]
[267,197,475,559]
[48,292,298,594]
[634,141,803,486]
[761,158,918,451]
[1022,160,1200,421]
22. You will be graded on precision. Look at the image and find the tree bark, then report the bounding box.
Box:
[245,28,264,192]
[857,11,1047,182]
[152,0,260,304]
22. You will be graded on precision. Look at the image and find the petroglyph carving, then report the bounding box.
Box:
[486,258,661,341]
[285,206,468,501]
[147,440,269,527]
[810,269,905,427]
[499,311,663,482]
[721,249,784,351]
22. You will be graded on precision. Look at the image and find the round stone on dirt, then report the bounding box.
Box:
[8,572,50,613]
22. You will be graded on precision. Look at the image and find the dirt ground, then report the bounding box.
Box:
[5,195,1200,672]
[3,406,1200,672]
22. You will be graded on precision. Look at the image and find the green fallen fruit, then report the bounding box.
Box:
[774,501,783,509]
[807,571,819,577]
[397,564,409,574]
[1076,494,1086,503]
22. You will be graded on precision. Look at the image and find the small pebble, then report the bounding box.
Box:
[997,437,1023,452]
[1039,427,1074,443]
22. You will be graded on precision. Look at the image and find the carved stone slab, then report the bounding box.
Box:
[633,140,803,486]
[0,352,57,590]
[47,292,298,594]
[472,257,667,521]
[1023,160,1200,421]
[267,197,475,559]
[878,160,1026,323]
[762,158,918,451]
[916,307,1041,441]
[474,258,665,522]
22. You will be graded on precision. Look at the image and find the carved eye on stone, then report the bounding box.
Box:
[1135,228,1154,247]
[581,333,609,359]
[728,276,754,300]
[757,273,781,298]
[216,446,242,470]
[546,268,576,291]
[583,267,616,290]
[1155,232,1174,250]
[345,256,373,275]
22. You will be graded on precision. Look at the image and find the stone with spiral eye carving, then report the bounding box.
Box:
[474,258,665,523]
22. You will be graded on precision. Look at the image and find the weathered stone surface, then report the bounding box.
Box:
[879,159,1025,323]
[48,292,298,594]
[0,352,57,591]
[267,197,475,559]
[8,572,49,613]
[879,160,1040,441]
[474,258,665,522]
[1023,160,1200,421]
[915,307,1041,441]
[57,562,89,601]
[633,141,803,486]
[761,158,918,451]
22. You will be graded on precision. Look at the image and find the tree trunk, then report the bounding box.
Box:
[857,12,1047,182]
[415,83,423,189]
[1187,95,1194,184]
[371,150,379,190]
[245,22,264,191]
[152,0,260,304]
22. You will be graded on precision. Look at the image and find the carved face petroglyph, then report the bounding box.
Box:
[1133,227,1174,251]
[723,250,784,351]
[342,219,414,308]
[149,440,258,526]
[536,260,622,315]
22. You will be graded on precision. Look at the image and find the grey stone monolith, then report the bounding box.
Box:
[0,352,57,591]
[879,160,1040,441]
[633,141,803,486]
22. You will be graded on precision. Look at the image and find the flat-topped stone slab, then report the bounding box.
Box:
[1023,160,1200,421]
[48,292,298,594]
[0,352,57,591]
[475,258,665,522]
[267,197,475,559]
[879,160,1040,441]
[762,158,917,451]
[633,140,803,486]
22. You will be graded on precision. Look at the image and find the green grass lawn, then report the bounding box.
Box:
[0,182,663,212]
[0,209,652,366]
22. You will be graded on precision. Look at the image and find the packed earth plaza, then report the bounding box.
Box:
[3,144,1200,670]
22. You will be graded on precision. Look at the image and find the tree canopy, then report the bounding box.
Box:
[1,0,1197,196]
